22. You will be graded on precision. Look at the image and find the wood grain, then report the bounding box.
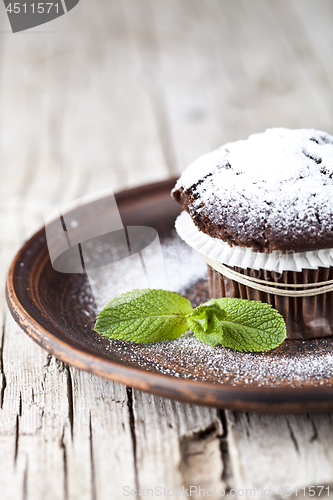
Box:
[132,391,224,497]
[226,411,333,494]
[1,0,333,498]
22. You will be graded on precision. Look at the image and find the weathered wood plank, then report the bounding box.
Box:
[0,314,69,500]
[291,0,333,87]
[226,411,333,495]
[151,0,333,176]
[132,390,225,498]
[151,0,238,172]
[0,0,171,236]
[64,369,136,500]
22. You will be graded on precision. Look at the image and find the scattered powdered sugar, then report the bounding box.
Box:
[105,334,333,388]
[175,128,333,191]
[86,232,207,310]
[173,128,333,248]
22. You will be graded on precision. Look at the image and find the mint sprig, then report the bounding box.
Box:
[94,289,193,343]
[94,289,287,352]
[186,298,286,352]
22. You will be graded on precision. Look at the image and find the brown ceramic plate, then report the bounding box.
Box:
[6,179,333,412]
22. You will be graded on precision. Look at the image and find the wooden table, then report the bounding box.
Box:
[1,1,333,498]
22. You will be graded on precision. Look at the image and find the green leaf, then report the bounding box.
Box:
[94,289,193,343]
[186,298,286,352]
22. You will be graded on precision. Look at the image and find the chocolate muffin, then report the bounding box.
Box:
[172,128,333,253]
[172,128,333,340]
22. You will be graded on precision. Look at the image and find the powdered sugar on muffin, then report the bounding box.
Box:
[172,128,333,253]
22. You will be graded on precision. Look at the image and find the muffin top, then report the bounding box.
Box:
[172,128,333,253]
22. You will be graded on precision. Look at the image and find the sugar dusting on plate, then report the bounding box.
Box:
[84,232,333,388]
[86,231,207,310]
[105,334,333,388]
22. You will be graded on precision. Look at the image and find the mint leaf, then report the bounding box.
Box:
[186,298,286,352]
[94,290,287,352]
[94,289,193,343]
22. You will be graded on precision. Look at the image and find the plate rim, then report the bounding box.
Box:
[6,178,333,413]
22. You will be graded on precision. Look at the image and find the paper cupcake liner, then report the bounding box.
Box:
[175,211,333,273]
